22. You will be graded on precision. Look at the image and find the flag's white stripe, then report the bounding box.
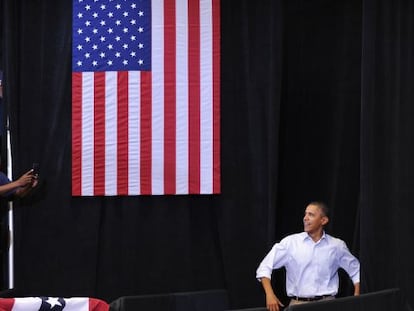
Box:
[10,297,41,311]
[151,0,165,194]
[200,0,214,193]
[129,71,141,194]
[57,297,89,311]
[63,297,89,311]
[175,0,189,194]
[105,72,118,195]
[82,72,95,196]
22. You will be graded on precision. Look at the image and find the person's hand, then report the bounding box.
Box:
[266,293,284,311]
[16,170,36,187]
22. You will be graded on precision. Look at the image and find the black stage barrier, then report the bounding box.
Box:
[226,308,267,311]
[285,288,405,311]
[109,289,229,311]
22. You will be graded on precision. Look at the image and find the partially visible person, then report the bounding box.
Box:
[0,70,3,98]
[0,70,4,137]
[0,169,38,292]
[256,201,360,311]
[0,169,38,199]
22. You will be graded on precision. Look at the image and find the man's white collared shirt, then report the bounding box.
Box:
[256,232,360,297]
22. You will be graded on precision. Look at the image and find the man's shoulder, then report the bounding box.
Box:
[324,233,347,246]
[281,232,307,243]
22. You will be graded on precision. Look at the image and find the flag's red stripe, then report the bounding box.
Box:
[0,298,14,310]
[164,0,177,194]
[118,71,129,195]
[72,73,82,196]
[188,0,201,194]
[94,72,106,195]
[140,71,152,195]
[89,297,110,311]
[212,0,221,194]
[0,298,14,311]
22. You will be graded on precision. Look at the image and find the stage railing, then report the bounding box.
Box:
[284,288,404,311]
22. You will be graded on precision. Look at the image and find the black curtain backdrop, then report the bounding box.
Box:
[360,0,414,308]
[0,0,413,310]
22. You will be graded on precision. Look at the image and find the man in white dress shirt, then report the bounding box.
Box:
[256,201,360,311]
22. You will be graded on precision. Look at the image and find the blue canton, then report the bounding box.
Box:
[72,0,151,72]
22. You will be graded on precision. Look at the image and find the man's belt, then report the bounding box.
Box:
[290,295,334,302]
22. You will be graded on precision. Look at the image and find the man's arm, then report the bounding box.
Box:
[260,277,284,311]
[353,282,360,296]
[0,170,36,196]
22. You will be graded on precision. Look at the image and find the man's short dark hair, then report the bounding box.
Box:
[308,201,329,218]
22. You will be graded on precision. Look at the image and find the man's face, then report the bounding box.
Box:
[303,204,328,234]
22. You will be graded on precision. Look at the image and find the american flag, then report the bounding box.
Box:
[72,0,220,195]
[0,297,109,311]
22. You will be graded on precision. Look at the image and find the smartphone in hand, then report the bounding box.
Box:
[32,162,39,175]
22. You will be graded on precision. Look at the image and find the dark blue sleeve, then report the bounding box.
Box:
[0,171,16,198]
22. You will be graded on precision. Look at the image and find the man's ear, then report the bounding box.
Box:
[322,216,329,226]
